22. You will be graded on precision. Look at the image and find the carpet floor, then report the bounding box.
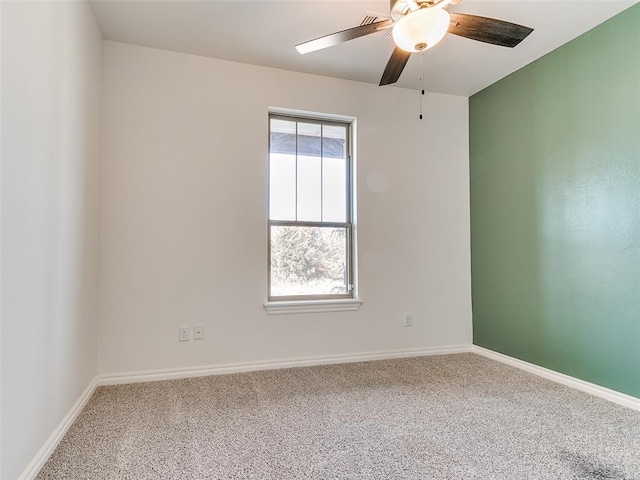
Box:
[37,353,640,479]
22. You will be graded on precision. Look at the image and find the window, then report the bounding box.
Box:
[268,113,356,303]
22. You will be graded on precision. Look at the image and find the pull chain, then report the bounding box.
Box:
[419,52,425,120]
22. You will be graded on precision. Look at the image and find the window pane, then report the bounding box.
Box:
[296,122,322,221]
[267,115,353,300]
[270,119,296,155]
[269,118,297,220]
[322,157,346,222]
[269,153,296,220]
[322,125,346,157]
[297,155,321,221]
[270,226,348,297]
[297,122,322,157]
[322,124,347,222]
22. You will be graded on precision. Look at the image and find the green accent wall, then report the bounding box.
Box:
[470,5,640,398]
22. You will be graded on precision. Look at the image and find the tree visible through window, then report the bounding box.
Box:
[268,114,354,300]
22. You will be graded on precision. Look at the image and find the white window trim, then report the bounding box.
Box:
[264,298,363,315]
[266,108,359,307]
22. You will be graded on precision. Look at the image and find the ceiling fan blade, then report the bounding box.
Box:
[448,13,533,48]
[379,46,412,86]
[296,19,393,54]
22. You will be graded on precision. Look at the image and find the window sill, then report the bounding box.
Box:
[264,298,363,315]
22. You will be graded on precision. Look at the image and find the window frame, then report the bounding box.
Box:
[267,112,355,303]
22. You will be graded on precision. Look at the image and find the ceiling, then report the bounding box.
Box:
[89,0,637,96]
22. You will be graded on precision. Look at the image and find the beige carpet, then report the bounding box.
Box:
[37,354,640,479]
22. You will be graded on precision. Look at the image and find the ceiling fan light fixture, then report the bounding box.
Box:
[392,8,451,53]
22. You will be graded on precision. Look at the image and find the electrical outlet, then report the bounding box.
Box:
[403,313,413,328]
[194,324,204,340]
[179,326,190,342]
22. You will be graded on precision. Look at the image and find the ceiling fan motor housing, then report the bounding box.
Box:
[390,0,415,22]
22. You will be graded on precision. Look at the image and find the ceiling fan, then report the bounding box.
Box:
[295,0,534,86]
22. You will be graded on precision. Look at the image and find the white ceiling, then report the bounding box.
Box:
[90,0,637,96]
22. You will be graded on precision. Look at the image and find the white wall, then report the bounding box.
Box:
[0,1,102,478]
[99,41,472,375]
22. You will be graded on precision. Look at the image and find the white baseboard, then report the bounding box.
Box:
[18,378,98,480]
[96,345,471,386]
[471,345,640,412]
